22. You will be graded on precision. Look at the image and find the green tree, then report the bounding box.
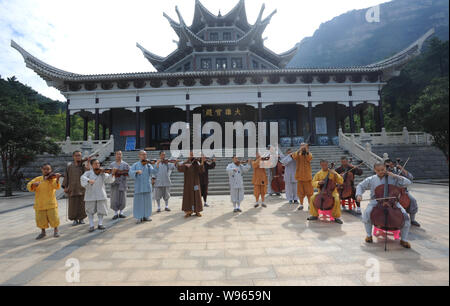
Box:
[409,77,449,160]
[381,38,449,131]
[0,97,60,197]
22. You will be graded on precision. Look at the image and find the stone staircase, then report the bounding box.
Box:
[4,154,74,180]
[372,145,449,180]
[104,146,373,197]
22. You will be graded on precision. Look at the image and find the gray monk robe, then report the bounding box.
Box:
[109,161,130,212]
[154,162,176,206]
[62,162,88,221]
[178,161,205,213]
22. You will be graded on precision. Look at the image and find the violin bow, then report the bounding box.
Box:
[399,157,411,171]
[359,196,398,202]
[341,163,363,176]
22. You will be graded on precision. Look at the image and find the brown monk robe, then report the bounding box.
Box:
[62,151,90,225]
[178,154,205,217]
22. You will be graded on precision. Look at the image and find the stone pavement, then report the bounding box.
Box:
[0,183,448,286]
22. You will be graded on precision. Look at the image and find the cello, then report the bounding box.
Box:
[313,162,336,211]
[338,159,362,200]
[271,159,285,193]
[370,175,405,251]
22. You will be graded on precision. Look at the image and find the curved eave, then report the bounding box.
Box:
[136,43,167,71]
[366,28,435,80]
[163,12,184,38]
[137,43,193,72]
[270,45,299,68]
[11,40,80,90]
[17,29,435,91]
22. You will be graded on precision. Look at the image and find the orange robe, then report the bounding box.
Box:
[252,160,268,199]
[291,151,314,199]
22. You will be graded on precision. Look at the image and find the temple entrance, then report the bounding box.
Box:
[263,104,303,147]
[145,107,185,149]
[193,105,257,151]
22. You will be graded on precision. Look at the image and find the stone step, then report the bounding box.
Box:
[104,146,372,197]
[372,145,448,180]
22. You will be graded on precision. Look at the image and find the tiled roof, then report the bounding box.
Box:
[11,29,434,86]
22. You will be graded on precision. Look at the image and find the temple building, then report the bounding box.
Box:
[12,0,434,151]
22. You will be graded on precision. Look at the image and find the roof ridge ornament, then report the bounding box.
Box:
[257,3,266,24]
[175,6,186,26]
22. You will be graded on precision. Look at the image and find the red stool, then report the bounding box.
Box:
[341,198,356,211]
[318,210,335,222]
[373,227,401,240]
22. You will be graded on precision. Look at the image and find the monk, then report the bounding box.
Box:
[252,152,269,208]
[291,143,314,211]
[109,151,130,219]
[281,149,299,204]
[62,151,90,226]
[356,162,412,248]
[308,160,344,224]
[178,152,205,218]
[385,159,420,227]
[336,156,363,214]
[27,164,61,240]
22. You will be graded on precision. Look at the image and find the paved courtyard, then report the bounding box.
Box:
[0,183,448,286]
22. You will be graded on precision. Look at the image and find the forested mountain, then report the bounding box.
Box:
[288,0,449,68]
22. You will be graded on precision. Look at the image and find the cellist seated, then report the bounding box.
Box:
[356,162,412,249]
[307,160,344,224]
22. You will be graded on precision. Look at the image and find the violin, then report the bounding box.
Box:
[93,168,113,175]
[260,153,271,161]
[161,159,180,164]
[44,172,64,180]
[271,160,285,193]
[313,162,336,211]
[235,159,250,166]
[370,175,405,232]
[113,169,129,178]
[337,159,361,199]
[141,159,157,165]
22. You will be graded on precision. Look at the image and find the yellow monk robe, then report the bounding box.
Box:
[27,176,60,229]
[291,151,314,199]
[309,170,343,218]
[252,160,268,199]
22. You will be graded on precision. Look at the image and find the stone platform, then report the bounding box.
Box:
[0,183,448,286]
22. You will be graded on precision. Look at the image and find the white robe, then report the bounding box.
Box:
[226,163,251,204]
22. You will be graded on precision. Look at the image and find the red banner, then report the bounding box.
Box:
[120,130,144,137]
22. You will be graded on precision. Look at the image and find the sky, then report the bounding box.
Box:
[0,0,388,101]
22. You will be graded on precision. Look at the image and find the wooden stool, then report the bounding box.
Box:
[318,210,335,222]
[341,198,356,211]
[373,227,401,240]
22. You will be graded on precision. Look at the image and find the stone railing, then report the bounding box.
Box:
[344,127,433,146]
[56,135,115,163]
[339,129,388,168]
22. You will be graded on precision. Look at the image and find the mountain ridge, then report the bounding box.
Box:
[288,0,449,68]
